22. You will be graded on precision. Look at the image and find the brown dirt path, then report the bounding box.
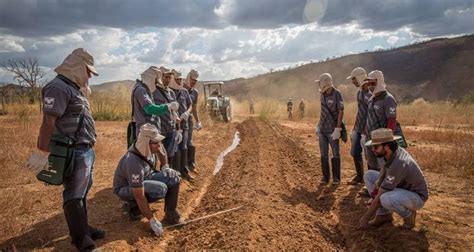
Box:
[166,118,345,250]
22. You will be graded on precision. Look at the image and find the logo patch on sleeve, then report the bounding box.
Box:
[44,97,55,109]
[386,175,395,184]
[390,107,396,114]
[131,174,140,184]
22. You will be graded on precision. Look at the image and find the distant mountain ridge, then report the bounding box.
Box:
[223,34,474,102]
[90,80,134,93]
[90,35,474,102]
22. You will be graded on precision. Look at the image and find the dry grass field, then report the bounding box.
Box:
[0,99,473,250]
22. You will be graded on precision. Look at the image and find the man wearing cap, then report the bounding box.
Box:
[299,99,305,119]
[365,70,398,171]
[183,69,202,172]
[315,73,344,185]
[131,66,179,138]
[347,67,372,185]
[287,98,293,119]
[29,48,104,250]
[359,128,428,230]
[153,67,179,166]
[169,69,194,181]
[113,123,182,235]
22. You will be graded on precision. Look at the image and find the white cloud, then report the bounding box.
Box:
[0,34,25,52]
[387,36,399,45]
[0,21,458,84]
[374,45,384,51]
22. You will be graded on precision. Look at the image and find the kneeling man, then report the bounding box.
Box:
[359,128,428,230]
[113,123,182,236]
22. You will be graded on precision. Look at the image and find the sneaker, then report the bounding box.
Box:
[369,214,393,227]
[332,180,340,186]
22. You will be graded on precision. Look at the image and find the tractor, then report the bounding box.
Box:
[202,82,232,122]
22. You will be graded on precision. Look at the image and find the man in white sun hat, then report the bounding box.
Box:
[365,70,398,171]
[347,67,372,185]
[130,66,179,140]
[113,123,182,235]
[315,73,344,185]
[153,67,179,166]
[168,68,195,181]
[28,48,105,250]
[359,128,428,230]
[183,69,201,173]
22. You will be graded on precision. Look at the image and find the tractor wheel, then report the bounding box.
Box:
[223,104,232,123]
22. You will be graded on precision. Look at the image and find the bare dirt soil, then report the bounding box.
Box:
[0,115,472,251]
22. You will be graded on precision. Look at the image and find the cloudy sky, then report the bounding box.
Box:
[0,0,473,85]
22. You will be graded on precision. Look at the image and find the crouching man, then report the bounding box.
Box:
[113,123,182,236]
[359,128,428,230]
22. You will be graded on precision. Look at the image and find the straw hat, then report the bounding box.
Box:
[365,128,401,146]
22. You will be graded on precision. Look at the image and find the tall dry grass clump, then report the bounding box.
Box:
[258,99,284,120]
[89,90,131,121]
[241,97,474,129]
[398,101,474,128]
[407,128,474,178]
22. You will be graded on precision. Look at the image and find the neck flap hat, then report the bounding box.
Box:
[135,123,165,159]
[366,70,386,95]
[169,69,183,90]
[184,69,199,89]
[315,73,334,94]
[347,67,367,89]
[141,66,162,93]
[54,48,98,90]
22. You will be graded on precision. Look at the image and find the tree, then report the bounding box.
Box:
[1,57,46,110]
[0,87,7,114]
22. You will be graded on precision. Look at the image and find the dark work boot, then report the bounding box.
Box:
[369,214,393,227]
[63,199,95,251]
[172,150,181,172]
[320,157,330,184]
[401,211,417,230]
[331,158,341,185]
[163,183,183,225]
[82,198,105,240]
[88,225,105,240]
[188,145,197,173]
[180,149,194,181]
[348,159,364,185]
